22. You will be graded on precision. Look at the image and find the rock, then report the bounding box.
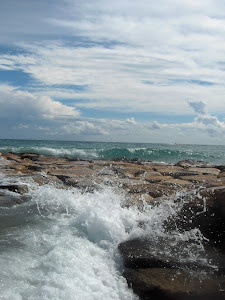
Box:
[0,184,29,194]
[123,268,225,300]
[33,156,69,165]
[152,165,183,176]
[26,164,44,172]
[164,188,225,252]
[176,160,211,168]
[30,174,63,186]
[112,157,145,164]
[2,153,21,162]
[188,167,221,176]
[163,178,193,187]
[124,182,176,198]
[217,171,225,178]
[179,174,217,184]
[0,191,31,207]
[118,236,225,273]
[19,153,40,160]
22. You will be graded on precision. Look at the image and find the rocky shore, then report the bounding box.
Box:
[0,152,225,299]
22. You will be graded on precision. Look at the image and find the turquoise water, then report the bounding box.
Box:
[0,139,225,165]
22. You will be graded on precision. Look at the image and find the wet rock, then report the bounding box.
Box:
[2,153,22,162]
[152,165,183,176]
[163,178,193,187]
[164,188,225,252]
[33,156,69,165]
[26,164,44,172]
[188,167,221,176]
[0,184,29,194]
[30,174,63,186]
[124,182,175,198]
[176,160,211,168]
[19,153,41,160]
[0,191,31,207]
[179,174,217,184]
[112,157,145,164]
[124,268,225,300]
[118,236,225,273]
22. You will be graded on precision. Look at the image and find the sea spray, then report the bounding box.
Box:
[0,184,141,300]
[0,177,218,300]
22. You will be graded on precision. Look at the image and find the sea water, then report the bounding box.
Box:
[0,139,225,165]
[0,139,224,299]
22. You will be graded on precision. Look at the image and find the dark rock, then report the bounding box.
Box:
[118,236,225,273]
[0,191,31,207]
[215,165,225,172]
[55,174,79,187]
[20,153,40,161]
[112,157,145,164]
[0,184,29,194]
[165,187,225,252]
[171,172,199,178]
[26,164,44,171]
[67,157,80,162]
[124,268,225,300]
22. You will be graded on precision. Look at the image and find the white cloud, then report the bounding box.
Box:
[1,0,225,144]
[61,121,108,136]
[185,99,225,138]
[0,84,79,120]
[194,115,225,137]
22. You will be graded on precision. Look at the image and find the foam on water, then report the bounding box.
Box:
[0,146,99,160]
[0,176,215,300]
[0,184,141,300]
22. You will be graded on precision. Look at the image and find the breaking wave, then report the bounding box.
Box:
[0,139,224,164]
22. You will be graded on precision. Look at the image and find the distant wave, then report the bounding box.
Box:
[0,144,222,164]
[0,146,99,159]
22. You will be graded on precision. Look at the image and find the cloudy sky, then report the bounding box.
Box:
[0,0,225,144]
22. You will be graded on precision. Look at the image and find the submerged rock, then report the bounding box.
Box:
[0,191,31,207]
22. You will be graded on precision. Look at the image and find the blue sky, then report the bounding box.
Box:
[0,0,225,144]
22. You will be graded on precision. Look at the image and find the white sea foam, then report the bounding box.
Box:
[0,146,99,159]
[0,185,140,300]
[0,179,213,300]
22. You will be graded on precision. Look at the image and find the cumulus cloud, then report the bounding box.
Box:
[0,85,79,120]
[188,100,207,115]
[149,121,161,130]
[186,99,225,137]
[61,121,108,136]
[194,115,225,137]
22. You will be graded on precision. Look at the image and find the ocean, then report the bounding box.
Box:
[0,139,225,165]
[0,139,224,299]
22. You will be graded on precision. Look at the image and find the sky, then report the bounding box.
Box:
[0,0,225,144]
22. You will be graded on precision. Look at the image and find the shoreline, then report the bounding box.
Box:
[1,152,225,299]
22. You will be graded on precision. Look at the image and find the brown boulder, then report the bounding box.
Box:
[124,268,225,300]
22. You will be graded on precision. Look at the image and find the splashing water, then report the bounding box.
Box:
[0,180,216,299]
